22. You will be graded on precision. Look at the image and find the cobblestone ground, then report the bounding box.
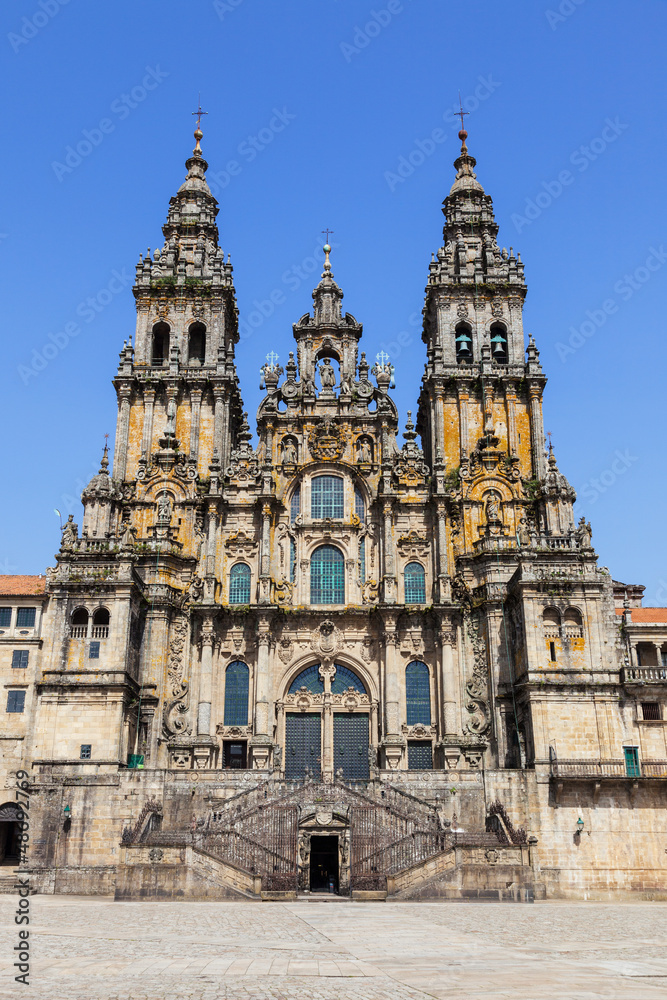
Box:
[0,895,666,999]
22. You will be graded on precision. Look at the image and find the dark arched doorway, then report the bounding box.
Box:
[0,803,23,865]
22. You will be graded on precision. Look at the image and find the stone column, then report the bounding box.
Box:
[141,387,155,458]
[435,391,445,465]
[529,384,546,478]
[213,388,225,463]
[197,616,215,736]
[189,388,202,463]
[381,624,403,769]
[440,624,457,736]
[655,643,664,667]
[436,501,449,602]
[220,396,231,472]
[113,387,132,480]
[254,631,271,739]
[505,382,518,456]
[457,383,469,460]
[259,505,271,605]
[382,501,396,603]
[205,503,218,579]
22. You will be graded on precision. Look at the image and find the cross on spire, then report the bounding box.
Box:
[192,97,207,131]
[457,91,470,133]
[321,228,334,245]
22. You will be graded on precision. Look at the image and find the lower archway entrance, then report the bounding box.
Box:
[0,803,22,865]
[309,835,339,893]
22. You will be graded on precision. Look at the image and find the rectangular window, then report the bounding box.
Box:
[6,691,25,713]
[223,741,247,769]
[623,746,640,777]
[88,641,100,659]
[290,486,301,525]
[662,651,667,667]
[0,608,12,627]
[80,744,92,759]
[289,537,296,583]
[549,641,556,662]
[359,537,366,583]
[311,476,344,519]
[641,702,661,721]
[11,650,28,669]
[407,741,433,771]
[16,608,36,628]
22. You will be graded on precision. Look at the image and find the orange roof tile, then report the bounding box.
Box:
[0,575,47,597]
[616,607,667,623]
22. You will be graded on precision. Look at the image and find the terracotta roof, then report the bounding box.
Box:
[615,607,667,623]
[0,575,47,597]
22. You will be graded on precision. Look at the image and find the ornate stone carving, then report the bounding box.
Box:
[310,620,342,661]
[393,413,429,488]
[224,529,257,557]
[362,579,379,605]
[162,614,191,738]
[271,578,293,607]
[308,417,345,461]
[360,636,376,663]
[278,637,294,664]
[397,529,429,558]
[463,607,491,736]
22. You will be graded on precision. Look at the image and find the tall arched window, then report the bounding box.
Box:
[406,661,431,724]
[359,537,366,583]
[92,608,110,639]
[290,485,301,524]
[70,608,89,638]
[188,322,206,364]
[455,323,473,364]
[229,563,251,604]
[224,660,249,725]
[310,545,344,605]
[354,485,365,522]
[151,322,169,366]
[490,322,508,364]
[404,562,426,604]
[311,476,344,519]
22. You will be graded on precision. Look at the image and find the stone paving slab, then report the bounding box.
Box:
[0,895,666,999]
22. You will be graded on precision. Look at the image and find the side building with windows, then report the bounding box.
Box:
[8,122,667,900]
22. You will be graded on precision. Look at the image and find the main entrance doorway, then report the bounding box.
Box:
[309,835,339,893]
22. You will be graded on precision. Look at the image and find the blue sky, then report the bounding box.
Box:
[1,0,666,600]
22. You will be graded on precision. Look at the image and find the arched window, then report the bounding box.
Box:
[359,537,366,583]
[563,607,583,638]
[331,664,366,694]
[310,545,344,605]
[70,608,89,638]
[92,608,110,639]
[290,485,301,525]
[229,563,251,604]
[406,661,431,724]
[151,322,169,367]
[542,607,561,637]
[224,661,249,725]
[404,562,426,604]
[455,323,473,364]
[289,665,324,694]
[188,322,206,365]
[354,485,365,522]
[288,663,366,695]
[311,476,344,519]
[490,322,508,364]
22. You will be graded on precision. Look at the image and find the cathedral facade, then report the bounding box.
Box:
[1,122,666,901]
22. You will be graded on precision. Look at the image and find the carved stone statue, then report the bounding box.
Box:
[357,437,372,463]
[485,492,501,524]
[576,516,592,548]
[165,397,177,436]
[319,358,336,389]
[61,514,78,550]
[282,438,297,464]
[157,494,172,524]
[517,517,531,548]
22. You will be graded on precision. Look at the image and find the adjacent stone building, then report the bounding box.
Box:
[2,122,666,900]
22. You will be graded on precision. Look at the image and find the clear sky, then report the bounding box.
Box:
[1,1,666,600]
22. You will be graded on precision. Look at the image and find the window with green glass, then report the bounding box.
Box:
[289,665,324,694]
[404,562,426,604]
[624,746,640,777]
[359,537,366,582]
[406,660,431,724]
[229,563,251,604]
[310,545,345,604]
[311,476,344,519]
[224,661,250,726]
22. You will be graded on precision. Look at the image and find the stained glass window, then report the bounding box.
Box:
[311,476,344,519]
[404,562,426,604]
[224,661,250,725]
[331,664,366,694]
[229,563,251,604]
[354,486,365,521]
[310,545,345,605]
[359,538,366,583]
[406,660,431,725]
[290,485,301,524]
[289,664,324,694]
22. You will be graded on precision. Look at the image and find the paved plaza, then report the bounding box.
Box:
[0,895,666,999]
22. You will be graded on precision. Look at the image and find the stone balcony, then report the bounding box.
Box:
[551,758,667,779]
[622,666,667,684]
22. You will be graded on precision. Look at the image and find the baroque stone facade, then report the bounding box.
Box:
[2,122,666,900]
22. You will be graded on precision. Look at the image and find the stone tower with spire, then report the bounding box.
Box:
[21,121,667,903]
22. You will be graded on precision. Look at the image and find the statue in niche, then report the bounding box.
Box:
[165,398,177,436]
[302,372,317,396]
[339,372,351,394]
[485,492,501,524]
[157,493,172,524]
[282,438,297,465]
[357,437,372,463]
[319,358,336,389]
[517,518,531,548]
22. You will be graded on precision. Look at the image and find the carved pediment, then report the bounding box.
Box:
[224,530,257,556]
[397,529,429,558]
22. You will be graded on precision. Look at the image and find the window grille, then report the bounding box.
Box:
[0,608,11,627]
[16,608,36,628]
[406,661,431,724]
[290,486,301,524]
[354,486,365,522]
[311,476,344,519]
[80,744,92,759]
[642,702,661,721]
[404,562,426,604]
[88,642,100,659]
[11,650,28,669]
[289,664,324,694]
[359,537,366,583]
[229,563,251,604]
[331,664,366,694]
[6,691,25,714]
[289,537,296,583]
[310,545,345,605]
[407,741,433,770]
[224,661,250,726]
[623,746,640,777]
